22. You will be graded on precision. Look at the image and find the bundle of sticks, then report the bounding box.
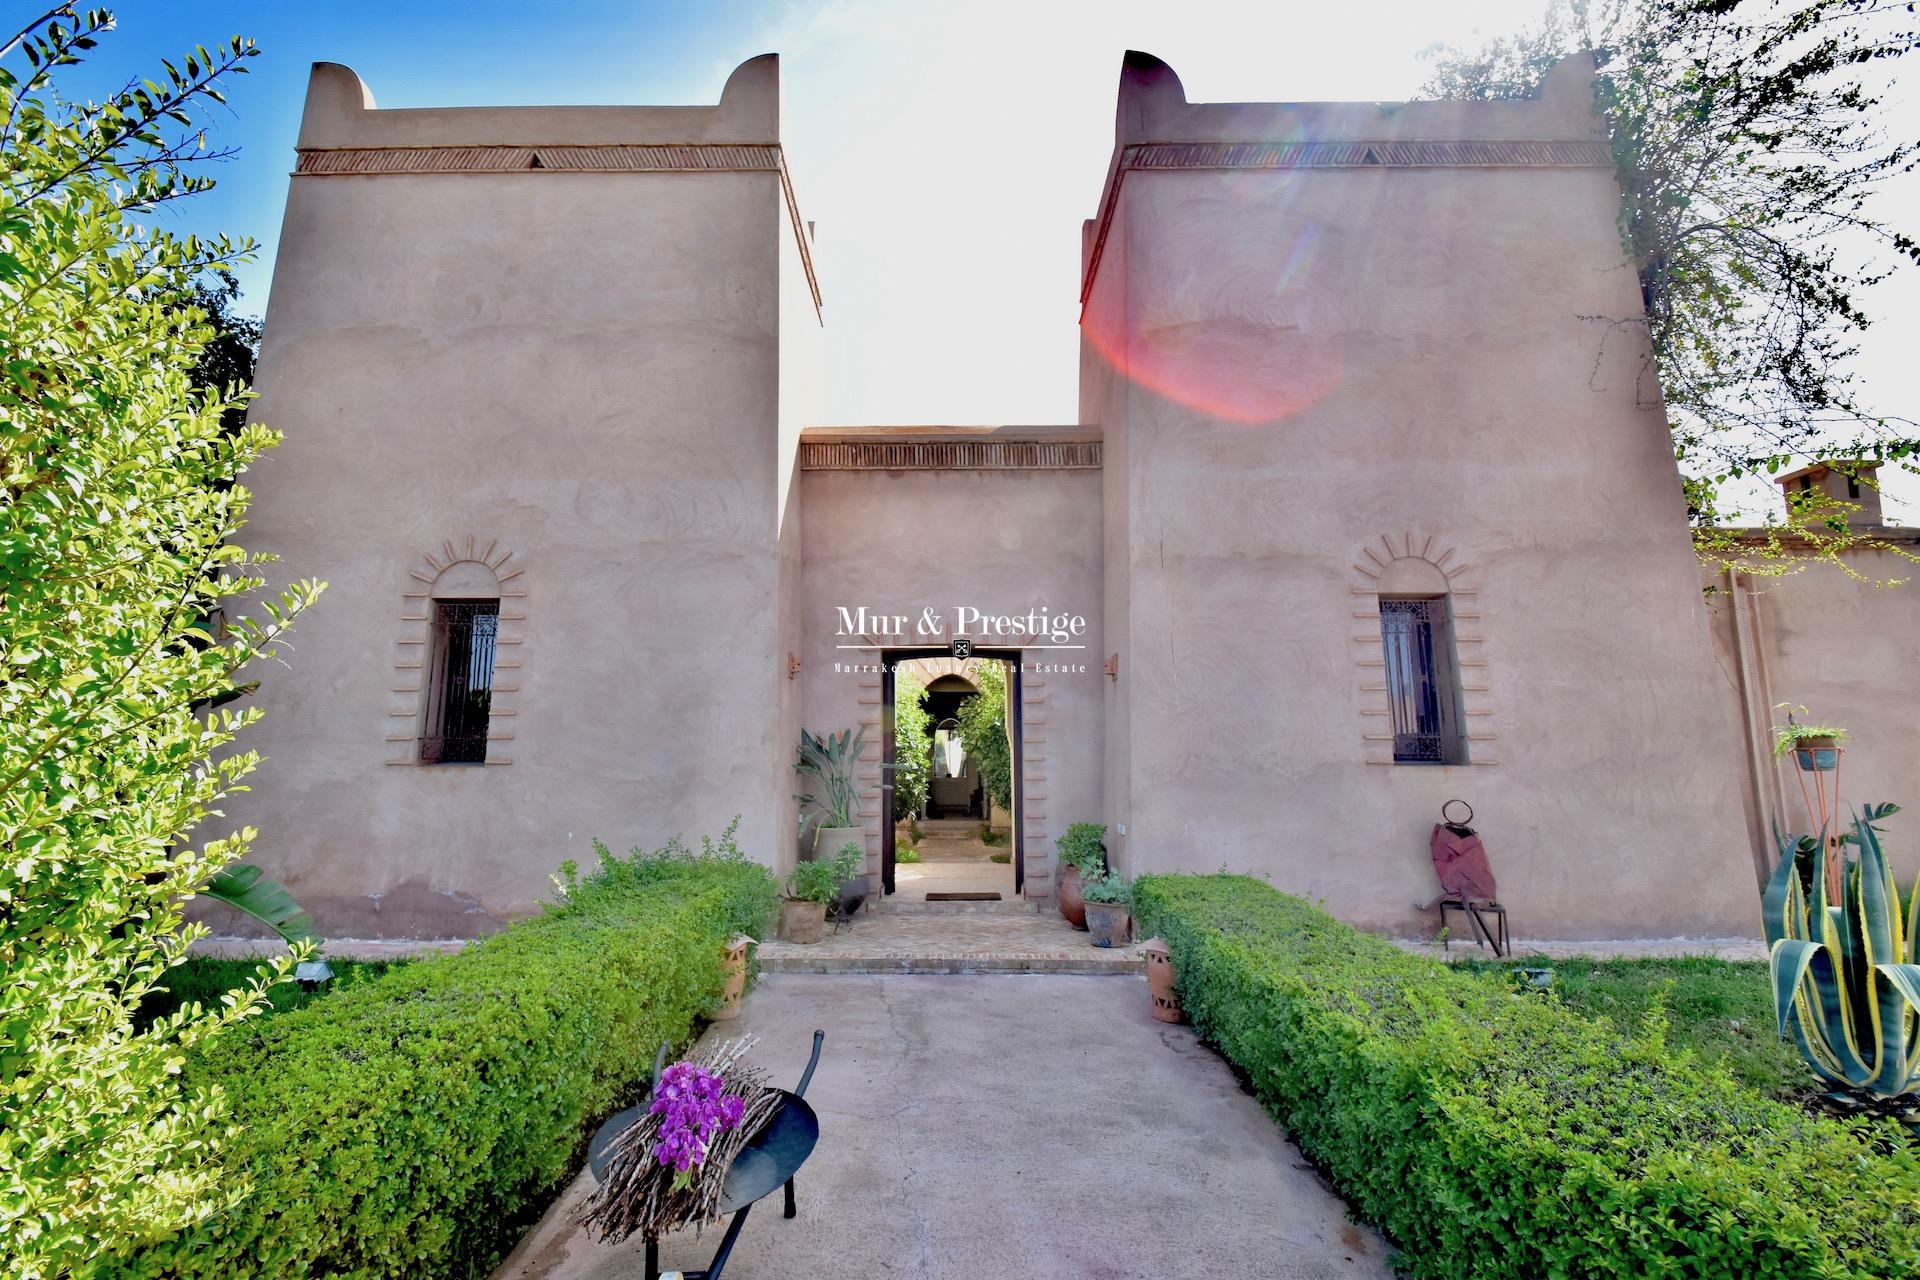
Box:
[578,1037,783,1242]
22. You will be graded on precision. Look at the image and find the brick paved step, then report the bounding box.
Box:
[756,946,1143,976]
[756,909,1144,976]
[868,898,1043,915]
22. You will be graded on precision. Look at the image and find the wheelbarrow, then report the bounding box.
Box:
[586,1030,825,1280]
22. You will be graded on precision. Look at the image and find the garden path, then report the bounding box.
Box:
[494,973,1395,1280]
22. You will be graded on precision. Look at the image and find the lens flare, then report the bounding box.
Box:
[1082,173,1345,426]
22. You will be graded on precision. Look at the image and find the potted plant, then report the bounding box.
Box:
[796,726,868,859]
[780,858,840,944]
[1054,822,1107,930]
[826,841,868,923]
[1772,704,1847,772]
[1082,872,1132,948]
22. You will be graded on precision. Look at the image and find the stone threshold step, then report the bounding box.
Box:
[758,952,1143,976]
[868,900,1044,916]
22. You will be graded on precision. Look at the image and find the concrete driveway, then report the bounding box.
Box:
[495,974,1395,1280]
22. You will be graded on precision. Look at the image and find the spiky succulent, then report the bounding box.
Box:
[1765,803,1920,1118]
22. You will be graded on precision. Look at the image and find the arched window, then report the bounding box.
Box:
[1373,553,1469,766]
[420,559,501,764]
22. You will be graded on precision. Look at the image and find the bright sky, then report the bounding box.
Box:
[77,0,1920,519]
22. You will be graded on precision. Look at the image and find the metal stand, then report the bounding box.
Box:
[1438,897,1509,958]
[1792,749,1846,901]
[639,1031,825,1280]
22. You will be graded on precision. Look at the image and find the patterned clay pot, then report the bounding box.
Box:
[712,933,753,1021]
[1085,901,1132,949]
[779,898,827,945]
[1057,864,1088,930]
[1142,936,1183,1023]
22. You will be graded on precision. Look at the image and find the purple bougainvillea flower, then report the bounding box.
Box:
[650,1060,751,1175]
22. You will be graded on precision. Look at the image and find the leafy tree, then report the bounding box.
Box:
[891,667,931,822]
[1425,0,1920,573]
[956,660,1013,813]
[185,276,261,431]
[0,10,322,1276]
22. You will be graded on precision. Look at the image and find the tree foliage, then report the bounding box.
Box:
[891,667,931,822]
[1425,0,1920,566]
[956,660,1013,813]
[0,9,322,1275]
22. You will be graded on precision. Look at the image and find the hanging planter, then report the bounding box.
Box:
[1770,707,1847,774]
[1792,735,1843,773]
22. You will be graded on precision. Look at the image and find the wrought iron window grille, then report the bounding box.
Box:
[1378,596,1468,766]
[420,600,498,764]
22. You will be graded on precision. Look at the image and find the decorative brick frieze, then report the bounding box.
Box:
[293,143,822,315]
[800,440,1102,472]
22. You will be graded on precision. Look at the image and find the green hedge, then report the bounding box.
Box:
[1134,875,1920,1280]
[102,839,776,1280]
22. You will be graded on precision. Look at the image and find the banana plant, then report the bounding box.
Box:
[202,862,322,947]
[1765,802,1920,1113]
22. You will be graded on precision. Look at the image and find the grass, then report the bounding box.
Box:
[136,954,405,1028]
[989,852,1010,864]
[897,846,922,863]
[1455,955,1813,1103]
[978,824,1009,847]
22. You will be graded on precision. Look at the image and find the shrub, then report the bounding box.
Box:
[135,957,402,1030]
[1054,823,1107,877]
[0,16,326,1276]
[100,833,775,1280]
[1134,874,1920,1280]
[787,845,858,905]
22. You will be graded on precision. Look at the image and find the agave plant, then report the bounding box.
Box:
[794,726,867,829]
[1765,802,1920,1119]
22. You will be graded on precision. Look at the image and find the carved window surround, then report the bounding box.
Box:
[388,537,526,767]
[1350,533,1497,767]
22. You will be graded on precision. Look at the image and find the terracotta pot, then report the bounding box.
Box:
[1141,936,1183,1023]
[1085,901,1131,948]
[712,933,753,1021]
[779,898,827,944]
[1057,864,1088,929]
[1792,736,1842,773]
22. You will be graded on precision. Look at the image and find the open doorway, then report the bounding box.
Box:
[881,649,1022,899]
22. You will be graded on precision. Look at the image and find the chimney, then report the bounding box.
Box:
[1776,461,1883,528]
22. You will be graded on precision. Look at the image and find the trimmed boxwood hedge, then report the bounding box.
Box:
[102,840,776,1280]
[1133,874,1920,1280]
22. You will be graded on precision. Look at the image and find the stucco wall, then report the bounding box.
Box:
[1082,54,1761,938]
[225,61,804,936]
[797,460,1105,897]
[1707,553,1920,883]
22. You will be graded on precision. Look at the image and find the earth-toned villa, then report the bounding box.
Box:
[224,49,1920,941]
